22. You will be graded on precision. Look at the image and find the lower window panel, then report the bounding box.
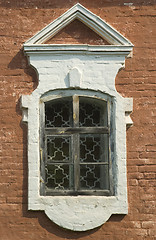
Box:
[80,164,109,190]
[45,164,74,190]
[45,163,109,193]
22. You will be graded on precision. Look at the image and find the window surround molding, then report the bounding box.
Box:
[21,4,133,231]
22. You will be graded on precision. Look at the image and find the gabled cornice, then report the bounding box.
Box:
[24,3,133,47]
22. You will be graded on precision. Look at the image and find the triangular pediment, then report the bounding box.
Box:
[24,3,133,46]
[45,19,110,45]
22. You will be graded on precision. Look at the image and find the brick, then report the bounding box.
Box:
[0,198,6,204]
[148,229,156,237]
[138,180,156,187]
[144,173,156,179]
[128,179,138,186]
[132,213,156,222]
[127,166,139,173]
[128,152,140,159]
[6,197,23,204]
[139,152,156,159]
[127,159,156,166]
[125,228,148,237]
[139,165,156,173]
[146,145,156,152]
[128,172,144,180]
[142,221,155,229]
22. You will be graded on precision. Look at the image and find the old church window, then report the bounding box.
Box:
[22,3,133,231]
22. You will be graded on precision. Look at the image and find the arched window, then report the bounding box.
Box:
[40,94,113,196]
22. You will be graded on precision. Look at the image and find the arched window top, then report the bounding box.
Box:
[44,95,108,128]
[40,89,111,102]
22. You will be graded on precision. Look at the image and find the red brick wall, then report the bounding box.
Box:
[46,19,110,44]
[0,1,156,239]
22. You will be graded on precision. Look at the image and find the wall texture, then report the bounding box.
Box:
[0,0,155,239]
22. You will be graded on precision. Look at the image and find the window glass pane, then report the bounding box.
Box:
[42,95,110,195]
[45,97,72,127]
[45,164,73,190]
[46,136,71,162]
[80,134,109,163]
[80,164,109,190]
[79,97,105,127]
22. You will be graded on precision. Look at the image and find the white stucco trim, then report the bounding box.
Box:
[23,44,133,56]
[21,4,133,231]
[21,88,132,231]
